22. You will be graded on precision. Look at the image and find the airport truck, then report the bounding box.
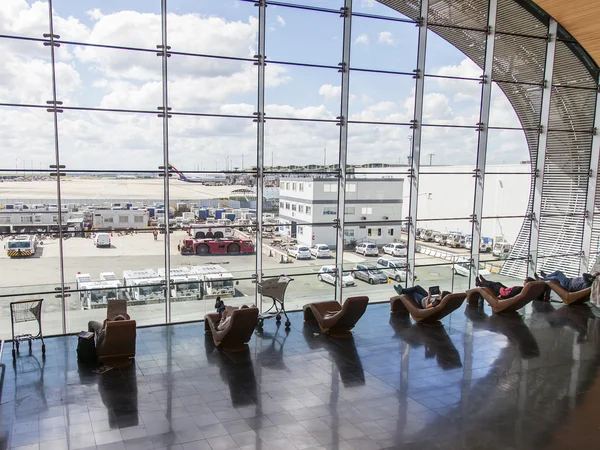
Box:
[189,265,236,298]
[157,267,202,301]
[122,269,165,303]
[5,235,38,257]
[180,237,255,255]
[75,272,122,309]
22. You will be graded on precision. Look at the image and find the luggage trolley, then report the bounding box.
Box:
[257,275,293,329]
[10,299,46,360]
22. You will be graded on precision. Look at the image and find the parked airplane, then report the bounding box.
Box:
[168,165,227,185]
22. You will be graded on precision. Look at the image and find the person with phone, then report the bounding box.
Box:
[393,284,445,309]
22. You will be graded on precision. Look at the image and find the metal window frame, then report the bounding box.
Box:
[406,0,429,288]
[469,0,497,286]
[528,19,557,277]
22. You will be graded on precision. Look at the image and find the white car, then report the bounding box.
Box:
[382,243,407,257]
[376,257,417,282]
[94,233,111,248]
[317,265,355,287]
[453,260,491,277]
[310,244,331,259]
[287,244,311,260]
[355,243,379,256]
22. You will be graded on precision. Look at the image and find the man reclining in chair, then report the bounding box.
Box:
[214,296,254,331]
[475,275,536,299]
[535,270,598,292]
[393,285,448,309]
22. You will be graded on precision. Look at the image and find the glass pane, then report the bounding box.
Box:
[422,76,482,126]
[481,173,531,218]
[168,0,258,59]
[490,82,541,130]
[420,126,478,166]
[347,122,413,167]
[486,128,533,165]
[417,174,475,220]
[481,217,531,280]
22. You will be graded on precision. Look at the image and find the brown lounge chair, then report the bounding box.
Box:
[303,296,369,338]
[390,292,466,326]
[204,307,259,352]
[97,319,137,367]
[465,281,548,314]
[546,281,591,305]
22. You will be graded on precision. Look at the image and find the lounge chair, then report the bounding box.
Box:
[465,281,548,314]
[390,292,466,326]
[303,296,369,338]
[96,319,137,367]
[546,281,591,305]
[204,307,259,352]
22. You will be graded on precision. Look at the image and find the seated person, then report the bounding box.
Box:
[88,314,127,347]
[394,284,445,309]
[475,275,536,299]
[536,270,598,292]
[214,301,254,331]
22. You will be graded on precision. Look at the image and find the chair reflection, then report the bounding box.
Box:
[204,336,258,406]
[302,324,365,387]
[254,325,290,372]
[389,315,462,369]
[466,303,540,358]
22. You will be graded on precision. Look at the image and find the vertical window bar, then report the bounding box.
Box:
[528,19,557,277]
[47,0,67,334]
[406,0,429,287]
[335,0,353,303]
[160,0,172,322]
[255,0,267,310]
[580,74,600,272]
[469,0,497,287]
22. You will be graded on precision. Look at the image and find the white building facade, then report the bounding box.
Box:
[278,176,404,249]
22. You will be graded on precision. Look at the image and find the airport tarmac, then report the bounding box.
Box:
[0,230,519,339]
[0,178,247,200]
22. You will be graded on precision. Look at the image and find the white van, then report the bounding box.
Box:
[94,233,111,248]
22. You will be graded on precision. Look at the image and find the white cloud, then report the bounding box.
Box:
[354,33,369,45]
[318,84,341,101]
[86,8,104,20]
[361,0,377,7]
[378,31,394,46]
[276,15,286,27]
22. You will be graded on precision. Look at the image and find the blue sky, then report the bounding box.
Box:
[0,0,528,171]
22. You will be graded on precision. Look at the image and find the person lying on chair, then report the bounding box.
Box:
[475,275,536,299]
[88,314,128,347]
[394,284,447,309]
[535,270,598,292]
[215,302,255,331]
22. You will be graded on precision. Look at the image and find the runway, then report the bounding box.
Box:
[0,178,247,201]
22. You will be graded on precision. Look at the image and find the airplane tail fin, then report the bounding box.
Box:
[168,165,188,182]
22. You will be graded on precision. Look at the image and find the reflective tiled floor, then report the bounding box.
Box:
[2,300,600,450]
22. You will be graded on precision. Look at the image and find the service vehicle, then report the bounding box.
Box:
[188,223,232,239]
[122,269,165,303]
[180,238,255,255]
[423,230,436,242]
[453,259,491,277]
[310,244,331,259]
[234,218,253,231]
[317,265,355,287]
[189,265,236,298]
[287,244,311,260]
[480,237,494,253]
[5,235,38,257]
[446,234,466,248]
[376,257,416,282]
[493,240,512,258]
[355,242,379,256]
[76,272,122,309]
[352,263,388,285]
[382,242,407,257]
[157,266,202,300]
[94,232,111,248]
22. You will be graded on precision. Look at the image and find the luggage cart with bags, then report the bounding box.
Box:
[257,275,293,329]
[10,299,46,360]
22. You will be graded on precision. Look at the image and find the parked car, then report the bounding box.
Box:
[446,234,466,248]
[352,263,388,285]
[382,242,407,257]
[355,242,379,256]
[287,244,311,260]
[94,233,111,248]
[453,259,491,277]
[310,244,331,259]
[317,265,355,287]
[376,257,417,282]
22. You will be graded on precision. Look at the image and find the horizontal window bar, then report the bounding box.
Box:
[266,59,340,70]
[349,67,415,77]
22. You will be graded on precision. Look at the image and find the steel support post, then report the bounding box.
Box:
[47,0,67,333]
[469,0,497,286]
[334,0,353,303]
[160,0,172,322]
[528,19,557,277]
[580,76,600,272]
[406,0,429,287]
[255,0,267,311]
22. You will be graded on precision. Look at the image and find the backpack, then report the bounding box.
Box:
[77,336,97,363]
